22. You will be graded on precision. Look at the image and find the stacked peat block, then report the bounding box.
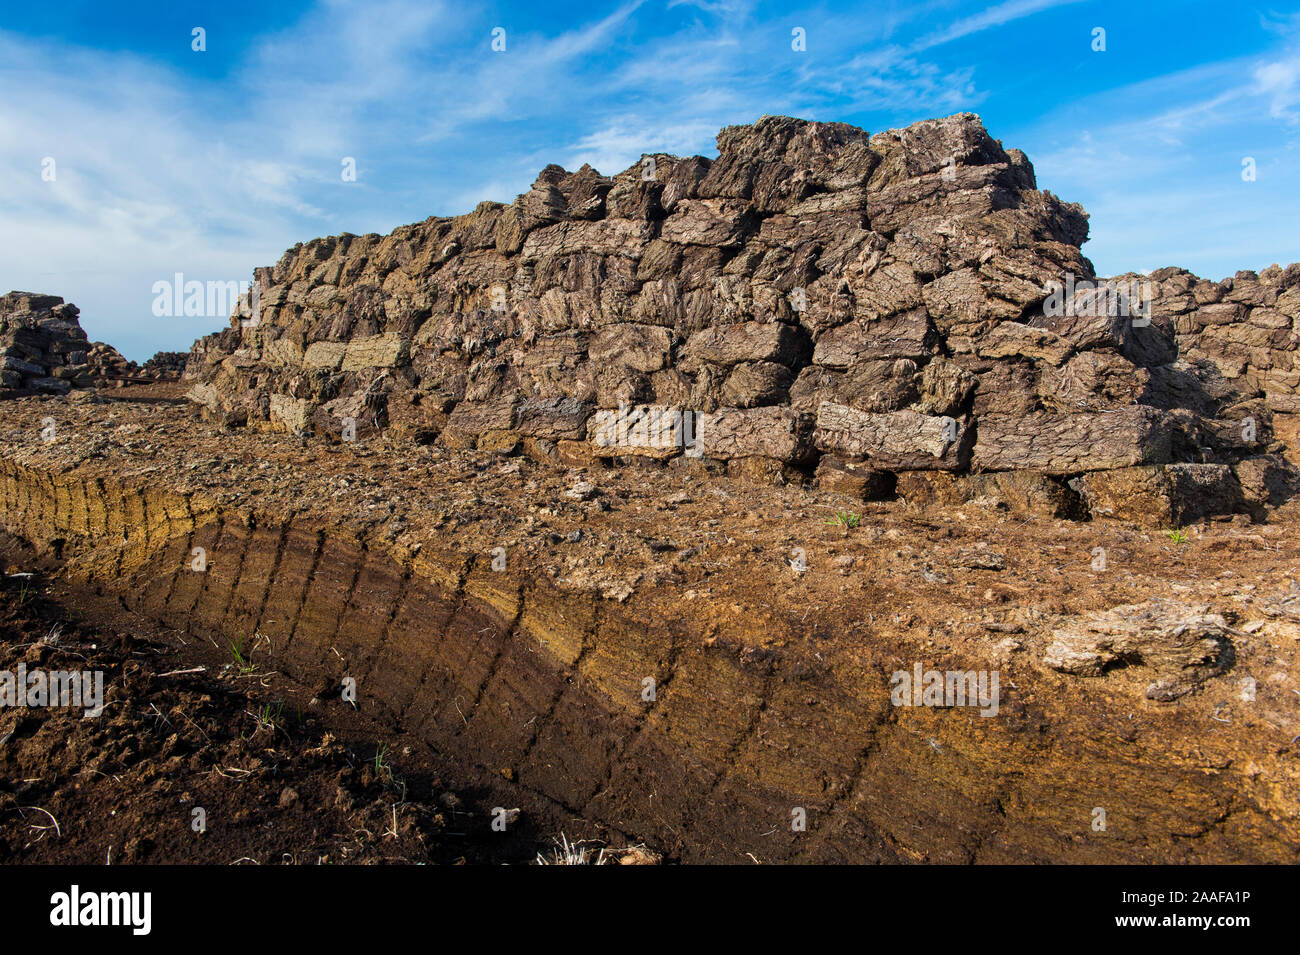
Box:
[85,341,139,384]
[1136,265,1300,415]
[140,351,188,380]
[181,113,1300,524]
[1,292,94,393]
[0,292,185,392]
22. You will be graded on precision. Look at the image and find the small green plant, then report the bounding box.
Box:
[228,635,256,674]
[824,510,860,529]
[250,701,284,735]
[369,742,407,798]
[1166,528,1189,544]
[374,743,394,786]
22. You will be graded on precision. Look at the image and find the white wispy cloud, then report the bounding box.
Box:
[0,33,311,356]
[1017,45,1300,279]
[910,0,1087,52]
[1255,58,1300,121]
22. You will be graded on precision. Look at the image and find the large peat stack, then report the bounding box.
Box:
[183,114,1300,523]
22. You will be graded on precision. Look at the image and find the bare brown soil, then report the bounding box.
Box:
[0,532,639,865]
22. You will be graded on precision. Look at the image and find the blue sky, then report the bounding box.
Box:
[2,0,1299,360]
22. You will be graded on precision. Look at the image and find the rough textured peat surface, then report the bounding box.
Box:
[3,112,1300,864]
[1,394,1299,863]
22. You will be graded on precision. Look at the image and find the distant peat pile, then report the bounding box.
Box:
[1,292,100,393]
[1,292,186,392]
[182,113,1300,524]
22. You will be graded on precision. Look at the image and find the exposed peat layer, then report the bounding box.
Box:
[0,390,1297,863]
[0,533,580,865]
